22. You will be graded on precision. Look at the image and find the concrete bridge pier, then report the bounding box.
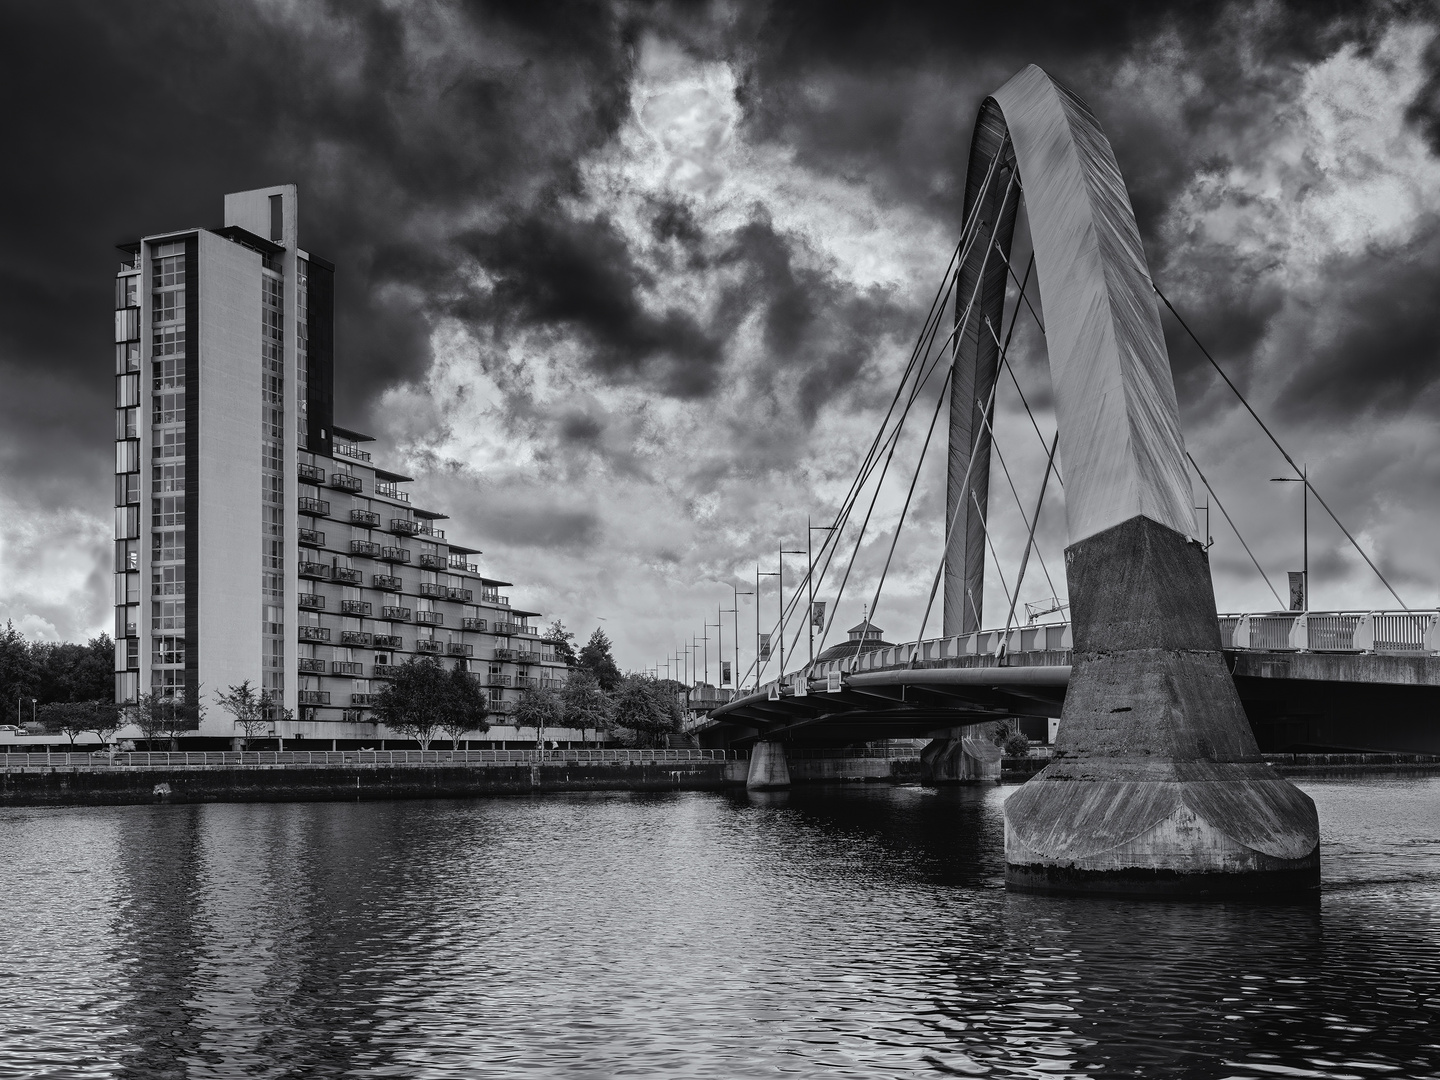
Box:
[922,725,1002,783]
[746,741,791,790]
[1003,517,1320,897]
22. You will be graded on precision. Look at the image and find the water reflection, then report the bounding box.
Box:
[0,779,1435,1078]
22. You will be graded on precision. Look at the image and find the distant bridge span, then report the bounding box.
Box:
[703,609,1440,754]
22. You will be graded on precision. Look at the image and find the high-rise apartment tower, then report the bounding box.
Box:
[113,186,562,739]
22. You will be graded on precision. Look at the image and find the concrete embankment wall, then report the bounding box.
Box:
[787,756,922,783]
[0,762,749,808]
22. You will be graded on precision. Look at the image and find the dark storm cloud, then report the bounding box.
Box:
[460,209,725,396]
[0,0,631,500]
[1277,216,1440,420]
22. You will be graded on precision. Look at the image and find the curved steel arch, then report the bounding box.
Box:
[944,65,1196,635]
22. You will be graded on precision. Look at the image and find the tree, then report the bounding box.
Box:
[561,670,613,746]
[543,620,578,667]
[33,636,112,704]
[577,628,621,692]
[372,655,449,749]
[216,680,274,749]
[513,684,563,750]
[85,701,124,751]
[611,674,682,748]
[437,664,491,749]
[125,692,172,749]
[0,620,37,724]
[36,701,91,746]
[126,688,204,750]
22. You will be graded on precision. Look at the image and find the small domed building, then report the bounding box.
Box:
[814,617,894,664]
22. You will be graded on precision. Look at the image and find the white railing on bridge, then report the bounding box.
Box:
[0,748,746,770]
[728,609,1440,707]
[1230,611,1440,654]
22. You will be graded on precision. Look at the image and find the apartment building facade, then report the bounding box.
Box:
[113,185,565,740]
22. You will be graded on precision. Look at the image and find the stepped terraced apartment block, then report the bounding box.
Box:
[112,185,566,739]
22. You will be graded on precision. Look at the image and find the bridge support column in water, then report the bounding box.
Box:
[746,741,791,791]
[921,725,1002,783]
[946,66,1319,895]
[1004,516,1320,895]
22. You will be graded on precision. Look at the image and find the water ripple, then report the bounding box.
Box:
[0,779,1436,1077]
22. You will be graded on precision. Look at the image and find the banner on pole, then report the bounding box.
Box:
[811,600,826,629]
[758,633,771,661]
[1288,572,1306,612]
[721,660,731,686]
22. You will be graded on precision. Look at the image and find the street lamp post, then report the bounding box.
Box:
[757,564,778,691]
[807,520,836,667]
[728,584,752,693]
[1270,464,1308,610]
[779,547,805,678]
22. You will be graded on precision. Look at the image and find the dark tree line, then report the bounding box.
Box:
[0,622,113,724]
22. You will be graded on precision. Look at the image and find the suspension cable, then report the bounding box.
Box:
[847,364,956,670]
[977,400,1060,602]
[1154,283,1408,610]
[1187,451,1285,609]
[812,160,1018,666]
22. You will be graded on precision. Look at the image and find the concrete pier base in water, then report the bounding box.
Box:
[1003,516,1320,897]
[746,741,791,790]
[922,727,1002,783]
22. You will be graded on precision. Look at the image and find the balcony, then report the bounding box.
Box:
[342,708,368,722]
[417,553,446,570]
[373,634,403,649]
[415,610,443,626]
[487,673,512,687]
[447,587,473,602]
[416,639,442,654]
[330,473,362,493]
[379,546,411,564]
[463,617,487,632]
[489,700,516,715]
[375,481,410,503]
[351,693,377,707]
[480,591,509,607]
[350,540,381,558]
[298,561,331,581]
[334,441,371,463]
[298,528,325,548]
[298,593,325,611]
[448,555,478,573]
[331,660,364,676]
[382,606,412,622]
[350,509,381,527]
[373,574,402,592]
[340,630,373,647]
[493,647,517,661]
[418,523,446,540]
[334,567,363,585]
[391,518,421,536]
[298,625,330,643]
[298,657,326,674]
[371,665,395,680]
[446,642,473,657]
[297,462,326,484]
[514,675,536,689]
[298,496,330,517]
[298,690,330,706]
[417,582,446,599]
[340,600,372,617]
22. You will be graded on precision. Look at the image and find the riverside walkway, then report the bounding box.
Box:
[0,748,744,771]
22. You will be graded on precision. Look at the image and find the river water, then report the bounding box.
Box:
[0,778,1438,1079]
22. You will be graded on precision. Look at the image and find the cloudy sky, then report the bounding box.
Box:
[2,0,1439,678]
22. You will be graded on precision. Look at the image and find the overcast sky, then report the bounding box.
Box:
[2,0,1439,678]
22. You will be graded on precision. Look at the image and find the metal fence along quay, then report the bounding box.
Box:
[0,748,747,771]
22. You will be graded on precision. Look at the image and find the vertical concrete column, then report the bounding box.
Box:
[746,741,790,790]
[1003,517,1320,896]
